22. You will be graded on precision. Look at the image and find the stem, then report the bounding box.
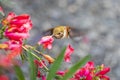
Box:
[22,46,49,71]
[33,48,44,56]
[24,45,44,56]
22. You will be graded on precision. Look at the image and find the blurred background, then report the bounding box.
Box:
[0,0,120,80]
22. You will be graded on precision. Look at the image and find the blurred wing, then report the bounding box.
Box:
[42,28,54,36]
[69,27,89,42]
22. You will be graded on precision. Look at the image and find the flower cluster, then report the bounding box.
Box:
[0,11,32,59]
[2,12,32,41]
[0,7,32,80]
[56,61,110,80]
[70,61,110,80]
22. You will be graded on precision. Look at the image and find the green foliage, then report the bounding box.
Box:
[27,49,37,80]
[46,47,66,80]
[14,65,25,80]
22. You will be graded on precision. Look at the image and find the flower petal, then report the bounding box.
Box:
[64,44,74,62]
[38,36,54,49]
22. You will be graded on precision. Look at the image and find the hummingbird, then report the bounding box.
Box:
[42,26,88,40]
[29,26,88,44]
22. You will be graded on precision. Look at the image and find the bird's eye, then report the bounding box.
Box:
[58,33,61,35]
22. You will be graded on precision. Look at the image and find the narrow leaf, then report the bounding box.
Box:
[20,53,27,63]
[46,47,66,80]
[61,54,91,80]
[27,49,37,80]
[14,65,25,80]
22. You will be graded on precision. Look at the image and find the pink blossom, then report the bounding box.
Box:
[95,65,110,80]
[37,71,41,78]
[34,59,46,68]
[2,12,16,25]
[64,44,74,62]
[9,14,31,28]
[41,75,46,80]
[36,70,46,80]
[56,70,68,76]
[7,47,22,60]
[0,75,9,80]
[96,67,110,76]
[0,54,12,67]
[4,31,29,41]
[56,71,65,76]
[4,40,22,50]
[2,12,32,41]
[3,40,22,59]
[38,36,54,49]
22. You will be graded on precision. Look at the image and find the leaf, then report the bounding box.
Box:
[14,65,25,80]
[27,49,37,80]
[20,53,27,63]
[46,47,66,80]
[61,54,91,80]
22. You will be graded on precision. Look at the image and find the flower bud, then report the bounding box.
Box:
[43,54,54,64]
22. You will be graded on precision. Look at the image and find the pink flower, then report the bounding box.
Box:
[0,6,5,16]
[9,14,32,31]
[0,54,12,67]
[95,64,110,80]
[36,70,46,80]
[4,31,29,41]
[73,67,92,80]
[96,67,110,76]
[56,71,66,76]
[41,75,46,80]
[34,59,46,68]
[0,75,9,80]
[84,61,95,70]
[4,40,22,50]
[64,44,74,62]
[3,40,22,59]
[2,12,32,41]
[99,75,110,80]
[56,70,68,76]
[38,36,54,49]
[37,71,41,78]
[7,47,22,60]
[2,12,16,25]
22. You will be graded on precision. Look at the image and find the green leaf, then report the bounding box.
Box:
[61,54,91,80]
[14,65,25,80]
[20,53,27,63]
[27,49,37,80]
[46,47,66,80]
